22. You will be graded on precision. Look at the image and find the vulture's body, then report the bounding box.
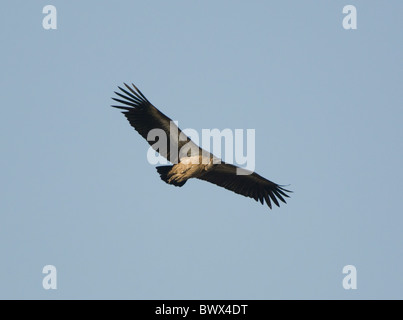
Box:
[112,83,291,209]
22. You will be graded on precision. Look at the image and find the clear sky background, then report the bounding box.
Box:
[1,1,402,299]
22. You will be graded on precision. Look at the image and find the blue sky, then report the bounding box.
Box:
[1,1,402,299]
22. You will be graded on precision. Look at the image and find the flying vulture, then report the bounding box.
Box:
[112,83,291,209]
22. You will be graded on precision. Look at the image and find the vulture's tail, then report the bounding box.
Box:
[156,166,187,187]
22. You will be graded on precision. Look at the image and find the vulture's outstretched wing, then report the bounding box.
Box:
[112,83,200,163]
[197,163,291,209]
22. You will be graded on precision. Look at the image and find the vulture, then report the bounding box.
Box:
[112,83,291,209]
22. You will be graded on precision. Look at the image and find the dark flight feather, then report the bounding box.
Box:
[197,163,291,208]
[112,83,200,163]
